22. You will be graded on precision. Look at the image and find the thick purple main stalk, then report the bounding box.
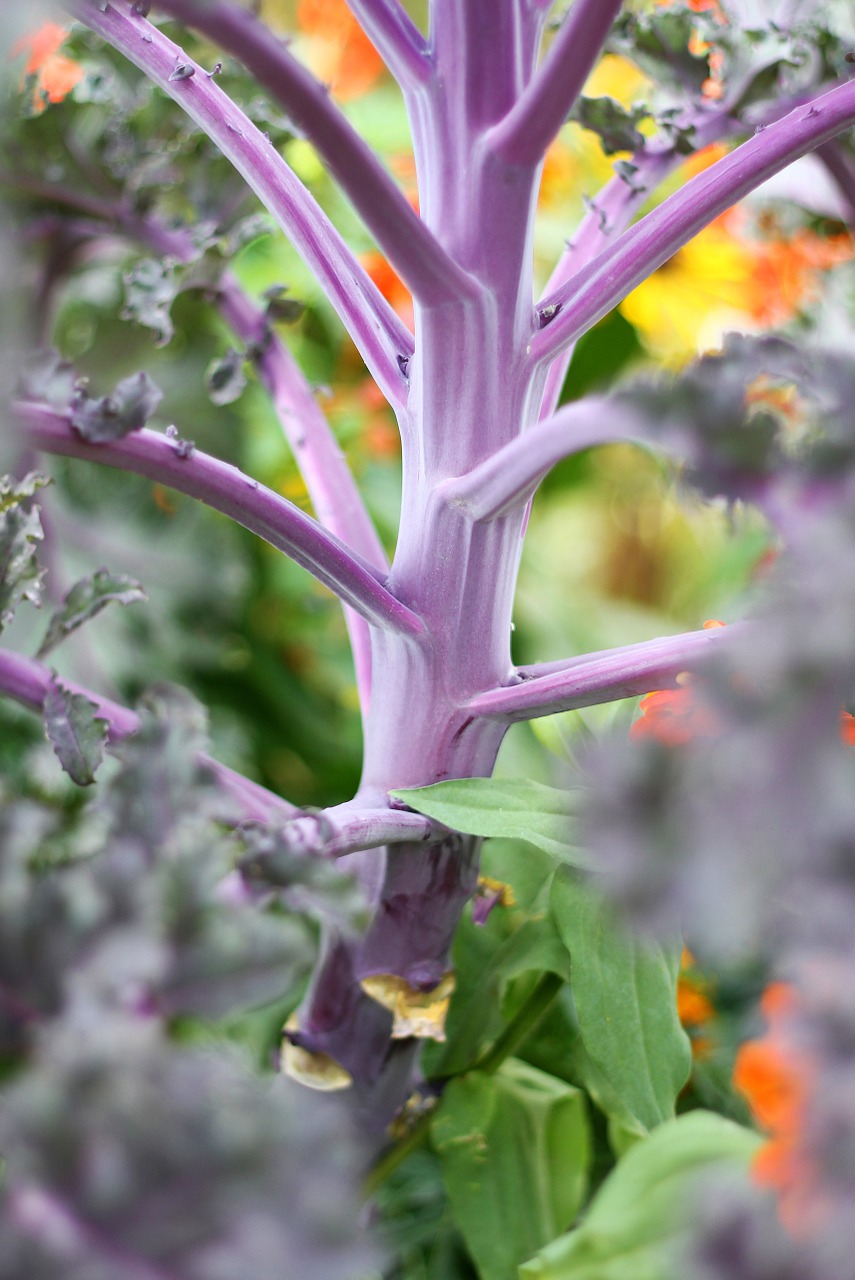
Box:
[38,1,855,1124]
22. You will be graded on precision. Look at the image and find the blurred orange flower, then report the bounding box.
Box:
[630,626,726,745]
[733,983,821,1236]
[629,685,723,745]
[743,226,854,328]
[840,712,855,745]
[296,0,384,100]
[677,948,716,1058]
[11,22,82,113]
[361,250,413,329]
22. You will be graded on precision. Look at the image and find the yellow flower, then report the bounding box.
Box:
[621,212,756,362]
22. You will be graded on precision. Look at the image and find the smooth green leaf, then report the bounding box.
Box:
[433,1060,590,1280]
[427,918,571,1079]
[520,1111,761,1280]
[37,568,146,659]
[550,870,691,1132]
[390,779,592,866]
[43,676,108,786]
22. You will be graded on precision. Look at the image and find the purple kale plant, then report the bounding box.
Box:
[2,1,855,1276]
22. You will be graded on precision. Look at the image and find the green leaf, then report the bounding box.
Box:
[520,1111,761,1280]
[569,97,648,155]
[0,473,48,630]
[43,676,108,786]
[71,371,163,442]
[206,347,248,407]
[37,568,147,659]
[432,1060,590,1280]
[16,349,77,409]
[427,918,571,1079]
[611,12,711,96]
[390,779,592,866]
[122,257,180,346]
[550,870,691,1133]
[263,284,307,324]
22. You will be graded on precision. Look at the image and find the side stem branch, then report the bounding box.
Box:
[488,0,624,166]
[16,403,424,638]
[343,0,430,87]
[442,395,656,521]
[466,627,734,722]
[69,0,411,403]
[532,79,855,368]
[151,0,474,304]
[0,648,295,820]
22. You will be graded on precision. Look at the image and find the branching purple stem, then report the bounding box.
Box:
[69,0,412,405]
[1,175,387,710]
[247,798,446,862]
[537,110,737,420]
[443,395,659,521]
[343,0,430,88]
[216,281,387,709]
[150,0,474,305]
[0,648,295,820]
[213,282,388,568]
[488,0,624,166]
[16,402,424,637]
[532,78,855,369]
[466,626,736,722]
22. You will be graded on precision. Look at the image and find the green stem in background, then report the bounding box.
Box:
[363,970,565,1197]
[471,970,565,1076]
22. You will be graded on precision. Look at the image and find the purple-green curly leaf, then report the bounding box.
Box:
[0,474,49,631]
[37,568,146,660]
[70,372,163,443]
[43,677,108,786]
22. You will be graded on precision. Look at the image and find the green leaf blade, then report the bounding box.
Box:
[432,1060,591,1280]
[520,1111,761,1280]
[390,779,592,867]
[550,870,691,1133]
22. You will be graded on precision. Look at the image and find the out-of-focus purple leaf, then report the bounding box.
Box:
[37,568,146,659]
[43,677,108,786]
[0,473,48,631]
[70,371,163,442]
